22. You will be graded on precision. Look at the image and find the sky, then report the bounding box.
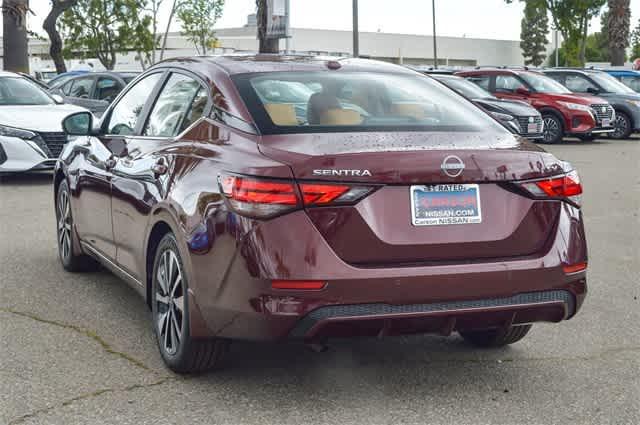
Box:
[5,0,640,42]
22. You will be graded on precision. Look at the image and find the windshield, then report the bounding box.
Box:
[0,77,54,105]
[436,76,494,99]
[590,72,636,94]
[520,73,571,94]
[233,72,505,135]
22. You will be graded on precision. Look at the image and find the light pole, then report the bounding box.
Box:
[432,0,438,68]
[352,0,359,57]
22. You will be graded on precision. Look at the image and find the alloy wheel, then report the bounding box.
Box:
[57,189,72,261]
[155,249,184,356]
[542,117,560,143]
[611,114,629,139]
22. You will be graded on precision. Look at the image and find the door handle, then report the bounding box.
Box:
[151,158,168,177]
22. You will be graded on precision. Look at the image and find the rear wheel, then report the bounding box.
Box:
[610,111,632,139]
[541,114,564,144]
[460,324,532,348]
[152,233,228,373]
[55,180,98,272]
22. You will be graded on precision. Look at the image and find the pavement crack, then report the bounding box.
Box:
[0,307,152,372]
[8,377,175,425]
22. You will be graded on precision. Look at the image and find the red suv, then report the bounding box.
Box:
[457,68,615,143]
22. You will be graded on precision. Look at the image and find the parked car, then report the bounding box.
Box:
[543,68,640,139]
[457,67,615,143]
[47,70,90,88]
[55,55,588,373]
[49,71,138,117]
[0,71,88,173]
[428,73,543,140]
[34,69,59,83]
[601,69,640,93]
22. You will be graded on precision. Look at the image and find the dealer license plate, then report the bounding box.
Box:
[410,184,482,226]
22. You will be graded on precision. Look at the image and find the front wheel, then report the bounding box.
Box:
[152,233,228,373]
[459,324,532,348]
[609,111,633,139]
[541,114,564,144]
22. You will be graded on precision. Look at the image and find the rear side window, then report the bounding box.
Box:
[69,77,94,98]
[563,75,597,93]
[233,71,506,135]
[107,73,162,135]
[143,73,206,137]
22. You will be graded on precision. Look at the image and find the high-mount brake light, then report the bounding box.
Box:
[219,174,375,219]
[518,170,583,206]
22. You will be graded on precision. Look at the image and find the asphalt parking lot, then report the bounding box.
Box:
[1,137,639,425]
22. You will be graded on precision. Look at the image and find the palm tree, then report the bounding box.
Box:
[607,0,631,65]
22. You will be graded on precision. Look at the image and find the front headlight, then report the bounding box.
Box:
[625,99,640,108]
[490,111,521,133]
[0,124,37,140]
[558,101,591,112]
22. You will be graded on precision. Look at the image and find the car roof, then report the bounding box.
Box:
[157,54,418,76]
[602,69,640,76]
[456,67,543,76]
[0,71,21,78]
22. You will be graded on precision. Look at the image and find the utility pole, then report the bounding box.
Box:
[2,0,30,72]
[432,0,438,68]
[352,0,359,57]
[285,0,291,53]
[554,30,559,67]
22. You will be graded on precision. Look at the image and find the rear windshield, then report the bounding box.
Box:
[232,71,506,135]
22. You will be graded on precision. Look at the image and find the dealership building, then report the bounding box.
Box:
[1,15,527,72]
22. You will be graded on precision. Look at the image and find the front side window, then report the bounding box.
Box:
[107,73,162,135]
[519,72,571,94]
[143,73,206,137]
[69,77,94,98]
[95,77,122,101]
[563,74,597,93]
[0,77,55,105]
[233,71,505,135]
[495,75,526,93]
[466,75,491,90]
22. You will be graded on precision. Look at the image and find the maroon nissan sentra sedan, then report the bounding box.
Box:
[54,55,587,373]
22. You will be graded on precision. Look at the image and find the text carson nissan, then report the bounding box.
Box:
[54,55,587,373]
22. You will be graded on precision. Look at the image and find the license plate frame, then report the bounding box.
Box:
[601,118,611,128]
[410,184,482,226]
[527,122,539,133]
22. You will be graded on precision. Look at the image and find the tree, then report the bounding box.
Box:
[159,0,179,61]
[507,0,606,66]
[43,0,77,74]
[2,0,30,72]
[177,0,224,55]
[256,0,278,53]
[61,0,154,70]
[606,0,630,65]
[631,20,640,59]
[584,32,609,61]
[520,0,548,66]
[144,0,164,64]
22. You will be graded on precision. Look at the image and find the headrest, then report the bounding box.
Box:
[391,103,425,120]
[264,103,298,126]
[319,109,363,125]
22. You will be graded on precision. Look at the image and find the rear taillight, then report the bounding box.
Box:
[219,174,375,218]
[517,170,583,207]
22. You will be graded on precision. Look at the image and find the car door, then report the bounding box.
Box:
[93,76,124,117]
[65,75,97,110]
[110,70,210,280]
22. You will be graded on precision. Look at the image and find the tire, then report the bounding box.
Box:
[460,324,532,348]
[609,111,633,139]
[55,180,99,272]
[151,233,228,373]
[541,114,564,144]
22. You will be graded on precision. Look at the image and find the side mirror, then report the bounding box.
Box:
[63,111,93,136]
[586,87,600,95]
[515,87,530,96]
[51,94,64,104]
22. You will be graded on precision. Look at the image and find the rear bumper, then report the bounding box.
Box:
[185,201,588,342]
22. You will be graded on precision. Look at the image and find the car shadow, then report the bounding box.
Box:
[0,171,53,185]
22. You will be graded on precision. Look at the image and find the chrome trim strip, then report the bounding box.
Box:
[80,241,143,287]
